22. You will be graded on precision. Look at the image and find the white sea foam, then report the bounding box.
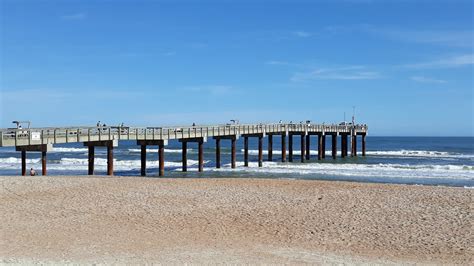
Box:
[0,157,204,171]
[128,148,191,153]
[243,149,473,159]
[0,157,41,164]
[209,161,474,180]
[52,147,89,153]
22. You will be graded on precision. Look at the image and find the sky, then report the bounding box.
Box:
[0,0,473,136]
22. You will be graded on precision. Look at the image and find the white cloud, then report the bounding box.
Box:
[293,31,312,38]
[291,66,381,82]
[403,54,474,69]
[162,51,176,56]
[410,76,447,84]
[324,24,473,47]
[60,13,87,20]
[183,85,235,95]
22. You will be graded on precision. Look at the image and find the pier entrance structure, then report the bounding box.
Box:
[0,123,368,176]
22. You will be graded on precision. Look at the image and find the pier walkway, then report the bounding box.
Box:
[0,123,368,176]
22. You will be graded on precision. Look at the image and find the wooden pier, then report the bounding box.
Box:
[0,123,368,176]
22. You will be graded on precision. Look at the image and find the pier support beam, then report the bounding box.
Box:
[21,150,26,176]
[305,134,310,160]
[332,134,337,159]
[351,134,357,157]
[198,140,204,172]
[322,135,326,159]
[159,144,165,176]
[318,134,323,160]
[268,135,273,161]
[242,133,265,167]
[214,135,237,169]
[244,137,249,167]
[215,138,221,169]
[362,134,366,156]
[41,151,47,176]
[84,140,117,176]
[137,140,167,177]
[140,144,146,176]
[281,134,286,162]
[107,144,114,175]
[289,134,293,162]
[179,137,205,172]
[231,137,236,168]
[88,146,95,175]
[182,142,187,172]
[16,144,53,176]
[300,134,306,163]
[341,134,348,158]
[353,135,357,157]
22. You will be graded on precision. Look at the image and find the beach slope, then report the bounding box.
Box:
[0,176,472,264]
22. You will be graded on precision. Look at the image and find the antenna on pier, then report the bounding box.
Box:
[352,106,356,125]
[344,112,346,123]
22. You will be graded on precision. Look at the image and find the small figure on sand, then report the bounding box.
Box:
[30,168,36,176]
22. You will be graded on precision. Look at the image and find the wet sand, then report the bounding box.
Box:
[0,176,472,264]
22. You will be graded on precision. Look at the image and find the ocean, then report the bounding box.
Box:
[0,137,472,187]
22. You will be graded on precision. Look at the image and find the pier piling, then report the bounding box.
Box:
[268,135,273,161]
[88,146,94,175]
[258,135,263,167]
[159,144,164,176]
[140,144,146,176]
[41,151,47,176]
[182,141,187,172]
[215,138,221,168]
[305,134,310,160]
[362,134,366,156]
[318,134,323,160]
[107,144,113,175]
[231,137,236,169]
[289,134,293,162]
[281,134,286,162]
[21,150,26,176]
[244,136,249,167]
[332,134,337,159]
[198,139,204,172]
[322,135,326,159]
[341,134,348,158]
[300,134,306,163]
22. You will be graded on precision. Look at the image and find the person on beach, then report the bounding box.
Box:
[30,168,36,176]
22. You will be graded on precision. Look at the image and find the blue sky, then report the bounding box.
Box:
[1,0,473,136]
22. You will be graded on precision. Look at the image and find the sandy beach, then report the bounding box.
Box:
[0,176,472,264]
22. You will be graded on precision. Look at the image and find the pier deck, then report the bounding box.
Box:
[0,123,368,176]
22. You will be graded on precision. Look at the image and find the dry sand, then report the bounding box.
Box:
[0,176,472,264]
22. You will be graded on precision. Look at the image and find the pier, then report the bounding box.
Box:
[0,123,368,176]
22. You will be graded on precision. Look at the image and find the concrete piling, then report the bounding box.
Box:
[281,134,286,162]
[300,134,306,163]
[268,135,273,161]
[305,134,310,160]
[289,134,293,162]
[141,144,146,176]
[215,138,221,169]
[88,146,94,175]
[21,150,26,176]
[244,136,249,167]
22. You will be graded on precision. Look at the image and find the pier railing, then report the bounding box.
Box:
[0,123,368,147]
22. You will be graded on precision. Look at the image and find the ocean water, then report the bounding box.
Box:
[0,137,472,187]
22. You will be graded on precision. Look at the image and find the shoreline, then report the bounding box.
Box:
[1,176,472,264]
